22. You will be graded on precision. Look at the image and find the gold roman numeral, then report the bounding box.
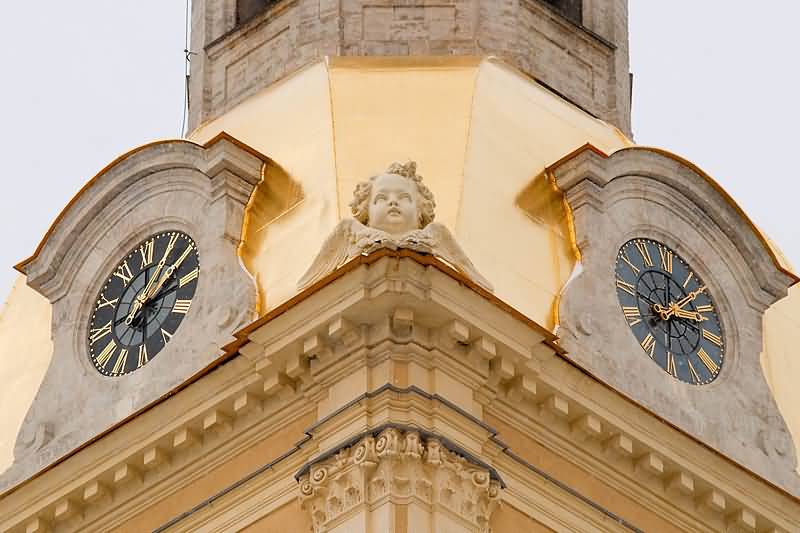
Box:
[640,333,656,357]
[97,294,118,310]
[161,328,173,345]
[622,306,642,326]
[95,339,117,368]
[697,347,720,374]
[173,299,192,314]
[113,260,134,284]
[658,246,673,274]
[112,349,128,375]
[620,253,640,275]
[174,245,194,268]
[666,351,677,377]
[179,267,199,288]
[138,344,149,368]
[635,241,654,267]
[702,329,723,347]
[696,304,714,314]
[688,359,701,384]
[139,239,154,269]
[683,271,694,288]
[616,277,636,297]
[89,320,113,345]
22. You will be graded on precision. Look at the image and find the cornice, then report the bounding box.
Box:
[2,254,797,533]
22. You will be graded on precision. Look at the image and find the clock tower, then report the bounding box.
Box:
[187,0,633,136]
[2,2,800,532]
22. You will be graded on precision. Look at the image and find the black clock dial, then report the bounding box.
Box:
[615,238,724,385]
[87,231,200,376]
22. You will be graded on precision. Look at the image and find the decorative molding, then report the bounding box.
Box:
[297,427,502,533]
[2,254,798,533]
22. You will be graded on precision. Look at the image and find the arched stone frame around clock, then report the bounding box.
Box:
[72,215,202,381]
[5,134,297,491]
[549,144,800,495]
[608,224,740,390]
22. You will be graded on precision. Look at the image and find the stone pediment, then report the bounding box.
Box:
[549,144,800,496]
[3,133,272,492]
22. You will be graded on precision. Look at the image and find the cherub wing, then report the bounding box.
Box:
[423,223,494,293]
[297,219,362,291]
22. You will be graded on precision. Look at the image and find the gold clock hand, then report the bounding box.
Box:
[673,307,708,322]
[652,303,674,321]
[125,234,179,325]
[653,285,708,322]
[673,285,707,311]
[146,244,195,301]
[142,234,179,300]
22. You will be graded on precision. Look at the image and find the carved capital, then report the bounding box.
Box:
[297,428,502,532]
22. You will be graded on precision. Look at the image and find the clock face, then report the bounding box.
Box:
[615,238,724,385]
[87,231,200,376]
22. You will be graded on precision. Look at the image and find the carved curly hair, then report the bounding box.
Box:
[349,161,436,228]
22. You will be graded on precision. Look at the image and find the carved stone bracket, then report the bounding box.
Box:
[297,427,502,533]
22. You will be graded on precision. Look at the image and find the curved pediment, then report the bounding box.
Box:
[549,143,800,496]
[17,133,268,301]
[551,144,798,307]
[1,132,278,492]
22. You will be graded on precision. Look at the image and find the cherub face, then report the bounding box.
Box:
[367,173,419,235]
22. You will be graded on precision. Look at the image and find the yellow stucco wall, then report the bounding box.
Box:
[0,276,52,473]
[763,286,800,454]
[190,57,631,328]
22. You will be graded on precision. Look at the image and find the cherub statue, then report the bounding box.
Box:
[298,162,493,292]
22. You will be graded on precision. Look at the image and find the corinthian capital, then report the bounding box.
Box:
[297,427,502,532]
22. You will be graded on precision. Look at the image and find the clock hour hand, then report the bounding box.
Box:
[673,307,708,322]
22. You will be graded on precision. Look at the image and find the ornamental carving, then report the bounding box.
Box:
[298,162,493,292]
[297,428,502,532]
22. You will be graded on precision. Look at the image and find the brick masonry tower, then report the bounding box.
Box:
[188,0,632,135]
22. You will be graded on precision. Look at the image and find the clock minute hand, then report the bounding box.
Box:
[673,285,707,311]
[125,234,178,325]
[141,234,179,302]
[673,307,708,322]
[147,245,194,301]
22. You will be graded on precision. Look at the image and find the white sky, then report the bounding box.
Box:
[0,1,798,302]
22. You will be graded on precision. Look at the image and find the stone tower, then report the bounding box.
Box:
[188,0,631,135]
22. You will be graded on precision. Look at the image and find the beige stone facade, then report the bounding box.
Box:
[2,1,800,532]
[189,0,632,135]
